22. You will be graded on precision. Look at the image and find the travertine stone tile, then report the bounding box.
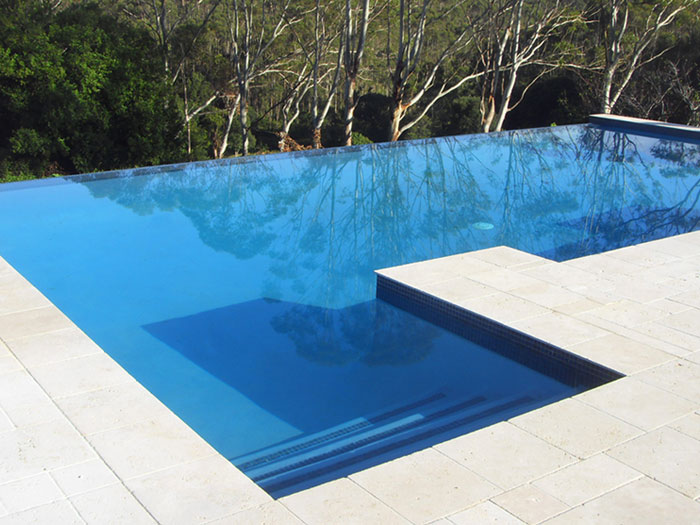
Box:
[607,277,685,304]
[457,293,549,324]
[0,370,63,428]
[636,360,700,403]
[466,269,545,292]
[0,281,50,316]
[281,478,410,525]
[31,353,134,399]
[56,381,170,436]
[643,237,700,258]
[421,277,496,303]
[564,254,643,277]
[7,327,102,368]
[646,298,692,314]
[670,288,700,309]
[552,298,605,316]
[574,312,692,357]
[632,321,700,355]
[50,459,118,497]
[663,309,700,338]
[605,245,681,268]
[436,422,576,490]
[512,313,608,348]
[350,448,498,523]
[543,477,700,525]
[0,500,83,525]
[0,356,21,376]
[585,300,667,329]
[87,412,215,480]
[510,399,642,459]
[468,246,548,269]
[491,484,569,524]
[568,334,674,375]
[447,501,525,524]
[577,377,696,430]
[669,413,700,441]
[0,306,73,341]
[0,473,63,513]
[0,419,95,484]
[210,502,304,525]
[607,427,700,498]
[70,484,155,524]
[127,455,269,524]
[377,255,497,287]
[522,263,612,291]
[508,282,586,309]
[686,351,700,365]
[532,454,641,507]
[0,408,12,434]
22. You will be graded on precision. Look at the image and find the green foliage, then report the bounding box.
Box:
[0,0,184,181]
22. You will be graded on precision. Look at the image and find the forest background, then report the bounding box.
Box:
[1,0,698,182]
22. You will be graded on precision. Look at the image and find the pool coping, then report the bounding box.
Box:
[1,231,699,523]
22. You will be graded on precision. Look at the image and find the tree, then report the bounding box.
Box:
[599,0,693,114]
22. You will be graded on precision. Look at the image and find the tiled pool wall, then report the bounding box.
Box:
[376,273,623,389]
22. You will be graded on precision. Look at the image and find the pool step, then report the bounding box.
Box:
[234,391,449,472]
[239,393,535,496]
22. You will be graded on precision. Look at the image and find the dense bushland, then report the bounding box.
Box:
[0,0,698,180]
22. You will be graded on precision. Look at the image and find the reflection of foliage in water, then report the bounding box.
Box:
[269,300,439,367]
[81,126,700,302]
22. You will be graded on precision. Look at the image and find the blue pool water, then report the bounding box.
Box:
[0,124,698,495]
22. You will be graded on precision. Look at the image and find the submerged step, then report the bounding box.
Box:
[252,394,535,496]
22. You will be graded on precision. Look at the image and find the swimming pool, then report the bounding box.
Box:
[0,123,698,495]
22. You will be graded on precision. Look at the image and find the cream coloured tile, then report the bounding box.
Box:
[70,484,155,524]
[0,356,21,376]
[564,254,643,277]
[532,454,641,507]
[209,502,304,524]
[457,293,550,324]
[0,474,63,514]
[512,313,609,347]
[633,321,700,354]
[646,298,693,314]
[642,237,700,258]
[468,246,548,269]
[50,460,118,497]
[7,328,102,368]
[447,501,525,524]
[669,413,700,441]
[0,419,95,484]
[421,277,497,303]
[552,298,605,316]
[508,282,586,309]
[543,477,700,525]
[607,427,700,498]
[127,455,268,524]
[0,500,83,525]
[608,276,686,304]
[31,353,134,399]
[0,370,63,428]
[577,377,696,430]
[492,484,568,524]
[466,269,546,292]
[663,309,700,338]
[56,381,170,436]
[0,282,51,316]
[350,448,498,524]
[510,399,642,458]
[670,288,700,309]
[377,254,498,287]
[605,245,681,268]
[585,300,667,329]
[0,306,74,341]
[685,351,700,365]
[281,478,410,525]
[436,422,576,490]
[636,360,700,403]
[87,412,215,480]
[568,334,674,375]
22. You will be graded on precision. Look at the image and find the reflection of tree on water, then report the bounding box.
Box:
[269,300,440,367]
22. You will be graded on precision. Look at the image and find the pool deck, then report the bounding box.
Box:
[1,232,699,524]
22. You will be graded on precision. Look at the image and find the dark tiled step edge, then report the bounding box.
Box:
[251,395,488,483]
[376,274,623,389]
[262,395,533,496]
[236,391,447,471]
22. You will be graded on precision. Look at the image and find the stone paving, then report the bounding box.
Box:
[1,231,700,523]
